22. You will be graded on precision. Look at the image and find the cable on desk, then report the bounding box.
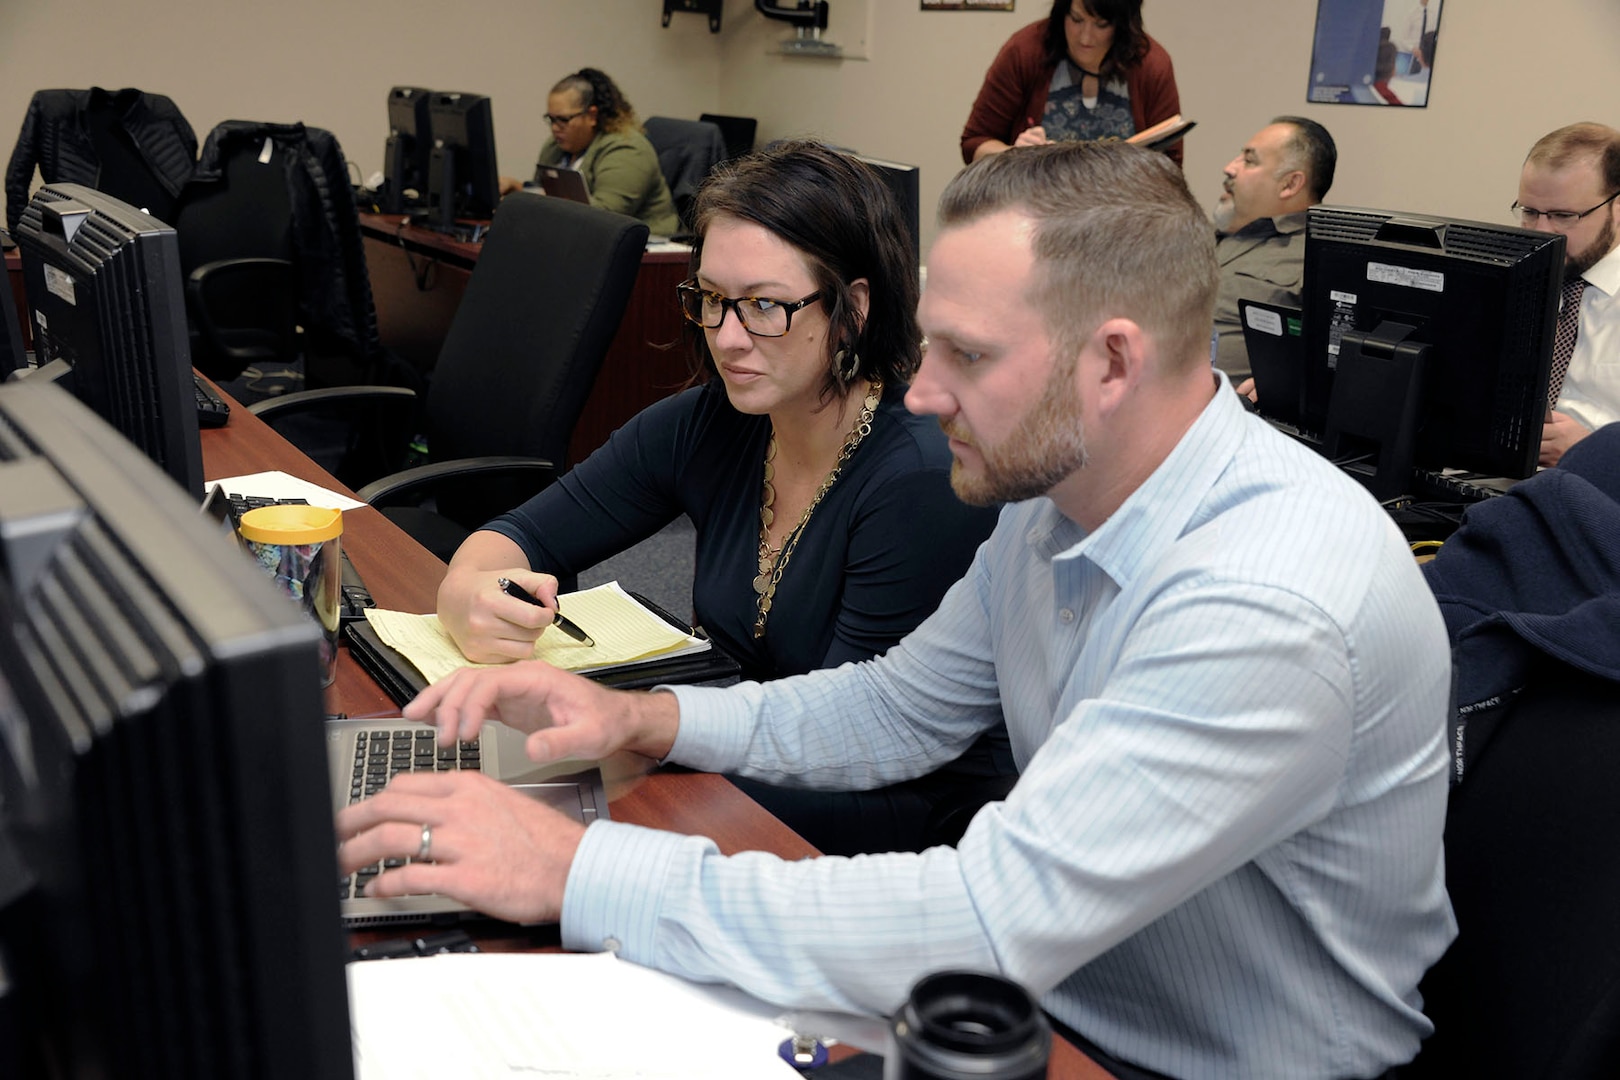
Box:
[392,218,439,293]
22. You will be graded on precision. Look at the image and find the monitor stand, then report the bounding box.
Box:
[1322,320,1429,501]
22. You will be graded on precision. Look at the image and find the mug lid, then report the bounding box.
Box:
[237,504,343,544]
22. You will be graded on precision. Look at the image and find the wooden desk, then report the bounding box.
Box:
[198,389,1109,1080]
[358,213,694,468]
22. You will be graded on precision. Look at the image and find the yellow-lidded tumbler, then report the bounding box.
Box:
[237,504,344,686]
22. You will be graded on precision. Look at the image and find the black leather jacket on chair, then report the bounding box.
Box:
[191,120,383,381]
[5,87,198,233]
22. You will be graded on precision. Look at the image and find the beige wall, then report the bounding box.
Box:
[5,0,1619,255]
[0,0,724,196]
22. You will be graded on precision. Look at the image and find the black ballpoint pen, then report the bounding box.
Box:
[496,577,595,646]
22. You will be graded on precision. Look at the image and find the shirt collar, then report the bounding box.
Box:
[1218,211,1308,242]
[1581,237,1620,297]
[1038,371,1248,587]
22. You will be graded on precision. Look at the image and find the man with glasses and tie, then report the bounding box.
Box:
[1514,122,1620,466]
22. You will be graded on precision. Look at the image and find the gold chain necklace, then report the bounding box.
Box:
[753,379,882,639]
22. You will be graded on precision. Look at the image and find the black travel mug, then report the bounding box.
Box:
[885,970,1051,1079]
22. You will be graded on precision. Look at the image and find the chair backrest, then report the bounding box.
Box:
[1404,662,1620,1079]
[642,116,727,229]
[178,121,384,388]
[170,132,297,381]
[425,191,649,469]
[699,113,757,162]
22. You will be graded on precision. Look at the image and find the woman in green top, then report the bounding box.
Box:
[500,67,680,237]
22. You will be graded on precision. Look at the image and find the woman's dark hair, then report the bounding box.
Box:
[551,67,638,134]
[1042,0,1148,76]
[685,139,922,400]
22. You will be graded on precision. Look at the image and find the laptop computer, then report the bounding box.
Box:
[328,717,608,926]
[537,165,591,205]
[1239,298,1309,435]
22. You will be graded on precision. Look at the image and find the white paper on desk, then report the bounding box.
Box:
[205,470,366,511]
[347,951,802,1079]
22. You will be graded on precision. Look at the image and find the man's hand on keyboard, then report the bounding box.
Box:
[335,770,583,925]
[404,659,682,764]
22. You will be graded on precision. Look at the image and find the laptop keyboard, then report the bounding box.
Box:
[341,728,483,901]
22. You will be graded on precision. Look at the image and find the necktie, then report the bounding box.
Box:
[1548,277,1588,407]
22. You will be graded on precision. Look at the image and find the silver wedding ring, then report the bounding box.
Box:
[416,823,433,862]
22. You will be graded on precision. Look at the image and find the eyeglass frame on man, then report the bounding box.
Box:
[545,109,590,128]
[1510,190,1620,230]
[676,280,823,338]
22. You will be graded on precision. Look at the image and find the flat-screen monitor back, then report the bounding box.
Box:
[426,91,499,226]
[1302,204,1564,480]
[384,85,435,213]
[852,154,920,268]
[12,183,203,498]
[0,377,352,1080]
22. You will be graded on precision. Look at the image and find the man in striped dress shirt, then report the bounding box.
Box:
[342,142,1456,1080]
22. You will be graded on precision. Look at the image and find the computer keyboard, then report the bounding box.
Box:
[1407,468,1508,504]
[194,374,230,427]
[222,493,376,621]
[340,728,482,899]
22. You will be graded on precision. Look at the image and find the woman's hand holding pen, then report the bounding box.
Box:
[1013,123,1050,149]
[437,531,562,663]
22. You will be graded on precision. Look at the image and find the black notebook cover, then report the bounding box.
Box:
[344,592,741,706]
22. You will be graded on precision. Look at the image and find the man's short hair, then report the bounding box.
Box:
[1525,122,1620,194]
[1271,116,1337,202]
[936,142,1218,372]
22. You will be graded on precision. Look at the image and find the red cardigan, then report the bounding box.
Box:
[960,20,1182,167]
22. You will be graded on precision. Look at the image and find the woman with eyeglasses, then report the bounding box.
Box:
[961,0,1181,168]
[497,67,680,236]
[438,140,1008,855]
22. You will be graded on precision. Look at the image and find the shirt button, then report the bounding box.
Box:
[602,936,622,954]
[1058,608,1075,623]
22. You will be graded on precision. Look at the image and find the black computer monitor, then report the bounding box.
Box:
[424,91,499,232]
[852,154,920,268]
[382,85,434,214]
[0,378,352,1080]
[11,183,204,498]
[1301,204,1565,498]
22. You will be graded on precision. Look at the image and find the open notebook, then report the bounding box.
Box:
[346,581,740,706]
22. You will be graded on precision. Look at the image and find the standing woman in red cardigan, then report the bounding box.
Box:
[960,0,1181,167]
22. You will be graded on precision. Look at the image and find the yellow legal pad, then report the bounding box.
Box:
[363,581,706,684]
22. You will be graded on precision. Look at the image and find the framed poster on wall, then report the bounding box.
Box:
[1308,0,1442,106]
[922,1,1015,10]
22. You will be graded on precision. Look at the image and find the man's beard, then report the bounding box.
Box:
[1212,191,1235,233]
[1567,210,1617,281]
[943,353,1090,507]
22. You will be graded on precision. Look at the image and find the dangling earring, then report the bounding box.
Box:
[833,346,860,385]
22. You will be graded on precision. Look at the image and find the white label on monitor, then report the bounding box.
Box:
[42,264,76,306]
[33,310,47,331]
[1330,289,1358,304]
[1366,261,1445,293]
[1244,307,1284,336]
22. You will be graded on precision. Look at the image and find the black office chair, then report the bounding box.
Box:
[250,192,649,563]
[642,116,727,231]
[171,131,299,383]
[175,120,385,389]
[699,113,757,162]
[1401,425,1620,1079]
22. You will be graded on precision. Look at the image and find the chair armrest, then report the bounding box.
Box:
[356,455,557,510]
[188,256,297,360]
[248,383,418,422]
